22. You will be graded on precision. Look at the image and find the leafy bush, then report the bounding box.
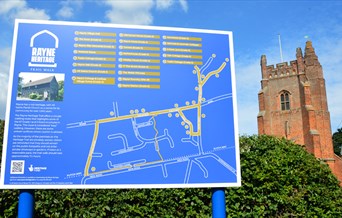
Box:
[226,135,342,217]
[333,128,342,156]
[28,92,43,100]
[29,93,37,99]
[56,80,64,101]
[1,135,341,217]
[36,94,43,100]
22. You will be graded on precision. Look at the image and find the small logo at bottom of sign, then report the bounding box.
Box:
[28,164,47,172]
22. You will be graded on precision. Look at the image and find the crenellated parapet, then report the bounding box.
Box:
[265,60,299,79]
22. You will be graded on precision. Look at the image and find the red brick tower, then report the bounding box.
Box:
[257,41,342,183]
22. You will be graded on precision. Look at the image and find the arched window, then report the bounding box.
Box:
[280,92,290,110]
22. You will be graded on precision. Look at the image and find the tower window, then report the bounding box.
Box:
[280,92,290,110]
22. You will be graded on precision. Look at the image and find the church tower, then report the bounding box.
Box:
[257,41,342,183]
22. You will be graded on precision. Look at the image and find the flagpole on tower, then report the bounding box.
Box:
[278,34,284,63]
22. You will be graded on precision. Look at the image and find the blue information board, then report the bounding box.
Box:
[1,19,240,188]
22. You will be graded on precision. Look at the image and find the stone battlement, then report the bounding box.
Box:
[265,60,298,79]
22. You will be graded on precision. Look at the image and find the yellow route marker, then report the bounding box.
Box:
[164,60,203,65]
[120,33,160,39]
[73,77,115,85]
[75,31,116,37]
[73,69,115,74]
[163,48,202,53]
[163,36,202,41]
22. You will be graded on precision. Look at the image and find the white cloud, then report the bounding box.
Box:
[57,6,74,18]
[11,7,50,20]
[101,0,188,25]
[103,0,154,25]
[156,0,188,11]
[156,0,174,10]
[235,59,261,135]
[179,0,188,12]
[233,41,282,135]
[0,47,11,75]
[315,39,342,131]
[57,0,84,19]
[0,0,50,21]
[0,47,11,119]
[0,0,26,15]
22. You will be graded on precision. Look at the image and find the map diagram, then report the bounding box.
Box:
[67,55,237,185]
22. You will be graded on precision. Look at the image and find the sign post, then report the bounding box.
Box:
[18,189,35,218]
[212,188,226,217]
[1,19,240,190]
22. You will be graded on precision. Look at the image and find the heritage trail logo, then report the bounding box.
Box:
[29,30,59,68]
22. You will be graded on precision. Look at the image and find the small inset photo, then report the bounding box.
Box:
[17,73,65,101]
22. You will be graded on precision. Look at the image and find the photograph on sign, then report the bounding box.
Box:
[17,73,64,102]
[0,20,240,188]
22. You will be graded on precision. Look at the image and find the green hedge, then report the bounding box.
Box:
[1,135,342,217]
[28,92,43,100]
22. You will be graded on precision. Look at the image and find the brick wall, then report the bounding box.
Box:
[334,155,342,185]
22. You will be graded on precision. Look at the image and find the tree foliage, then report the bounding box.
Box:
[333,128,342,156]
[0,119,4,163]
[0,120,4,143]
[227,135,342,217]
[17,77,23,96]
[0,130,341,217]
[56,80,64,101]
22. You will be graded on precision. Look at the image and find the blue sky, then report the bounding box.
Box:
[0,0,342,135]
